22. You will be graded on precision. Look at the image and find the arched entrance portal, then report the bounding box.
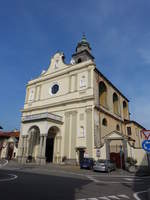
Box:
[45,126,59,163]
[110,140,125,169]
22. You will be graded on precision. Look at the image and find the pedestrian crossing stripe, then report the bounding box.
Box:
[76,194,130,200]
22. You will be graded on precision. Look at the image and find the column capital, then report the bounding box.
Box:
[85,107,92,112]
[22,134,28,138]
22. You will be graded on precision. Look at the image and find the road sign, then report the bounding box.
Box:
[96,149,100,157]
[141,130,150,140]
[142,140,150,152]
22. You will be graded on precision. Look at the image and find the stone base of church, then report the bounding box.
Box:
[21,156,27,164]
[17,156,22,163]
[64,159,77,165]
[36,157,42,165]
[40,157,46,165]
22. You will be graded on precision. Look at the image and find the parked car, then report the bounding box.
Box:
[93,159,116,172]
[80,158,94,169]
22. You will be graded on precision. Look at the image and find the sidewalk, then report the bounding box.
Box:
[1,159,149,177]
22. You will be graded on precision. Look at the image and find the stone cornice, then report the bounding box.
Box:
[27,60,95,86]
[22,112,63,124]
[21,95,94,113]
[95,106,124,123]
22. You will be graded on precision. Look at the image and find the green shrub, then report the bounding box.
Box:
[126,157,137,166]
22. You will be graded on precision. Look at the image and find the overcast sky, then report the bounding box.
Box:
[0,0,150,130]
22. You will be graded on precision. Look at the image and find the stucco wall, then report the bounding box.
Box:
[127,143,148,166]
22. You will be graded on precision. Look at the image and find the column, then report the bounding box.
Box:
[70,111,77,159]
[26,136,30,157]
[58,136,62,163]
[17,136,23,163]
[64,112,70,158]
[22,135,27,164]
[21,136,25,157]
[123,139,128,168]
[53,137,58,163]
[40,134,47,165]
[86,108,93,157]
[105,139,110,160]
[36,135,43,164]
[24,136,27,156]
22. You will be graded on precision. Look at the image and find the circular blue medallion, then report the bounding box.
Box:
[51,84,59,94]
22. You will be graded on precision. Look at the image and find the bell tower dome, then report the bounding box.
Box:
[71,34,94,64]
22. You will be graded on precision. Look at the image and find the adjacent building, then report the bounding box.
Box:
[18,35,147,167]
[0,130,19,160]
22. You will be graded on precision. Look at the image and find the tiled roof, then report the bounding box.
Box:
[124,119,145,130]
[0,131,20,138]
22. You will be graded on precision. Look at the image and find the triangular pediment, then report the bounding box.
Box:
[104,131,127,140]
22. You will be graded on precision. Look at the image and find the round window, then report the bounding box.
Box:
[51,84,59,94]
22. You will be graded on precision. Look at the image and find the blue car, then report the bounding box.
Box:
[80,158,94,170]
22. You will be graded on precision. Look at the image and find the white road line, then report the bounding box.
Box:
[107,196,120,199]
[86,175,147,184]
[123,178,142,181]
[86,175,100,183]
[76,194,130,200]
[117,194,130,199]
[92,174,150,179]
[0,174,18,182]
[133,190,147,200]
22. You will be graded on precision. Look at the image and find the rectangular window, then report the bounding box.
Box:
[127,127,132,135]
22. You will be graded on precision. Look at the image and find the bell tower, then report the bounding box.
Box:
[71,34,94,64]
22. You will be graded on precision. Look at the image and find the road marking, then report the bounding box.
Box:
[98,197,111,200]
[133,190,147,200]
[123,178,142,181]
[0,174,18,182]
[76,194,130,200]
[117,195,129,199]
[107,195,120,199]
[86,175,100,183]
[0,159,8,167]
[85,175,149,184]
[92,174,150,179]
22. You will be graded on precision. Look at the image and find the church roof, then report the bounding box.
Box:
[124,119,145,130]
[0,131,20,138]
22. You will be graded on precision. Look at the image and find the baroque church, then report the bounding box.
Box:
[18,35,147,167]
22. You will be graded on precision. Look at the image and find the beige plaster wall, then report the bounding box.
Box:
[125,123,144,148]
[127,142,148,166]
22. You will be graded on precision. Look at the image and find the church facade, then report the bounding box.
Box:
[18,35,147,167]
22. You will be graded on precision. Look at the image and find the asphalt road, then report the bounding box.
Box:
[0,169,150,200]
